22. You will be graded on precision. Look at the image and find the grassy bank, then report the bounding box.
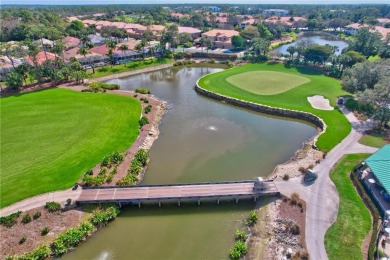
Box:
[325,154,371,260]
[198,63,351,151]
[359,134,387,148]
[0,88,141,207]
[87,58,172,79]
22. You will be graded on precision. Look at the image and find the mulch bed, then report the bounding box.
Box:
[0,206,84,258]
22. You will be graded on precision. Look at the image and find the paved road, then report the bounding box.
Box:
[0,188,82,217]
[275,105,378,260]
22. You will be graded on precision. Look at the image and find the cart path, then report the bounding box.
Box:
[0,188,82,217]
[275,105,378,260]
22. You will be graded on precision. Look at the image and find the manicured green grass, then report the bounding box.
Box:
[325,154,371,260]
[0,88,141,208]
[359,134,387,148]
[87,58,172,79]
[199,63,351,151]
[226,71,310,95]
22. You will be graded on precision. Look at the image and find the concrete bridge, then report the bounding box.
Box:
[77,179,279,207]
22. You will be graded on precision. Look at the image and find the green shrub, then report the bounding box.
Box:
[110,151,123,165]
[50,240,67,256]
[32,211,41,220]
[235,229,248,241]
[229,241,248,259]
[116,173,138,186]
[85,169,93,175]
[144,105,152,114]
[82,174,94,186]
[86,82,120,92]
[135,88,151,94]
[41,227,50,236]
[29,245,50,259]
[99,166,107,175]
[134,149,149,166]
[0,211,21,228]
[247,210,258,226]
[90,207,120,228]
[106,173,114,183]
[44,201,61,212]
[111,166,118,175]
[101,156,111,167]
[19,236,27,244]
[78,221,94,237]
[139,116,149,128]
[21,214,31,224]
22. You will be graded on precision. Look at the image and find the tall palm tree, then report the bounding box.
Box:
[106,40,117,67]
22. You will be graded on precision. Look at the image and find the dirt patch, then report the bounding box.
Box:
[0,206,84,258]
[259,196,308,260]
[307,95,334,110]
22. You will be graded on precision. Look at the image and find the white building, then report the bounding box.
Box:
[262,9,289,17]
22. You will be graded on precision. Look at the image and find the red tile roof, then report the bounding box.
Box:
[202,29,239,38]
[25,51,56,65]
[63,36,81,49]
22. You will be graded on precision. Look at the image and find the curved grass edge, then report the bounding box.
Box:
[196,64,352,152]
[195,76,327,149]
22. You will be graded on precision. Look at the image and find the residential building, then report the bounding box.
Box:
[344,23,362,35]
[377,18,390,27]
[208,6,222,12]
[178,26,202,39]
[201,29,239,49]
[262,9,289,17]
[25,51,56,65]
[264,16,306,27]
[88,34,105,46]
[149,25,165,40]
[63,36,81,50]
[125,23,147,39]
[240,18,257,29]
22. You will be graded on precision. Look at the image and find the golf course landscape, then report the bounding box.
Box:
[198,63,351,151]
[0,88,141,208]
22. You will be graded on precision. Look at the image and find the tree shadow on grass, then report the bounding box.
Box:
[296,66,323,76]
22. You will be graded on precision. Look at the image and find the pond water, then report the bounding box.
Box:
[64,66,317,260]
[273,31,349,55]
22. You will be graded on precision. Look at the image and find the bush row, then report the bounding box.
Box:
[173,59,195,66]
[139,116,149,128]
[101,151,124,168]
[228,210,259,259]
[135,88,151,94]
[6,206,120,260]
[83,166,118,187]
[82,82,120,93]
[350,171,381,260]
[117,149,148,186]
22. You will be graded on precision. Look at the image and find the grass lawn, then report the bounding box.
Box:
[87,58,172,79]
[325,154,371,260]
[359,134,388,148]
[226,71,310,95]
[198,63,351,151]
[0,88,141,208]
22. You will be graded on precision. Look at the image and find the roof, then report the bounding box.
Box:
[178,26,201,34]
[83,20,96,25]
[63,47,80,60]
[111,22,127,28]
[90,45,109,56]
[124,23,147,31]
[150,25,165,31]
[366,145,390,193]
[345,23,364,29]
[88,34,105,44]
[202,29,239,38]
[25,51,56,65]
[264,16,306,26]
[63,36,81,49]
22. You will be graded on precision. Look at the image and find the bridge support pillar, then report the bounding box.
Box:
[236,197,238,204]
[158,200,161,207]
[178,200,181,207]
[138,201,141,208]
[254,196,257,202]
[217,198,220,205]
[118,202,122,208]
[198,199,201,206]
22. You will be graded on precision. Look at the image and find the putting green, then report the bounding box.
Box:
[226,71,310,95]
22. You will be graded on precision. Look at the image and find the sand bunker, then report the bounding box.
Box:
[307,95,334,110]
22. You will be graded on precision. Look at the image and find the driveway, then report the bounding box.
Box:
[275,106,378,260]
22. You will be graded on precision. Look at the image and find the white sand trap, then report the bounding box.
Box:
[307,95,334,110]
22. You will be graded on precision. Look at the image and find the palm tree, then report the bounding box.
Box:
[77,47,95,73]
[106,40,117,67]
[119,45,129,53]
[286,45,296,60]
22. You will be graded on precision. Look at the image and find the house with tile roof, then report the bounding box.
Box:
[178,26,201,39]
[201,29,239,49]
[25,51,56,65]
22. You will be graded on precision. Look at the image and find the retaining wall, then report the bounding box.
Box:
[195,80,327,147]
